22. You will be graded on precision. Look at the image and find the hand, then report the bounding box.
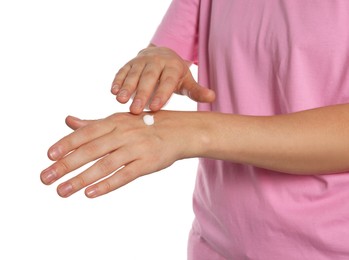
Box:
[111,46,215,114]
[40,111,204,198]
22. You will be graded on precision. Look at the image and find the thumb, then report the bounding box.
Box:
[65,115,97,130]
[179,73,216,103]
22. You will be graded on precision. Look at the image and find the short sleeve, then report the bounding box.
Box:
[151,0,200,63]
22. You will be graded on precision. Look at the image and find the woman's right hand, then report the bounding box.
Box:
[111,45,215,114]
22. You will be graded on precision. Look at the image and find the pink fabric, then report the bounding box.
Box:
[152,1,349,259]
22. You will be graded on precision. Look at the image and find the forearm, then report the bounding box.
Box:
[40,106,349,198]
[195,104,349,175]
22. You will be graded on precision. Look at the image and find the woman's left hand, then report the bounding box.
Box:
[40,111,205,198]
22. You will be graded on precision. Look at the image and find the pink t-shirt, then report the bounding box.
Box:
[152,1,349,259]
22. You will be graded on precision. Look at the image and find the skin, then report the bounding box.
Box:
[40,45,349,198]
[40,111,206,198]
[111,44,215,114]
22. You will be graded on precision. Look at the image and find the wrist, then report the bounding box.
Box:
[154,110,212,160]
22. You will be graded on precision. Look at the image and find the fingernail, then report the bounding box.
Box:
[86,187,98,198]
[58,183,73,197]
[68,115,80,121]
[111,84,120,93]
[41,168,57,184]
[49,147,60,160]
[117,89,128,100]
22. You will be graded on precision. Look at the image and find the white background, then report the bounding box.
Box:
[0,1,199,259]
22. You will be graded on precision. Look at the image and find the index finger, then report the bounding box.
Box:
[48,119,114,161]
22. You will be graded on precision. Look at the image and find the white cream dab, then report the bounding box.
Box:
[143,115,154,126]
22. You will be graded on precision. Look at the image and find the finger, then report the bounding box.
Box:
[56,148,131,198]
[149,67,182,111]
[41,131,121,185]
[130,63,162,114]
[46,119,114,161]
[179,74,216,103]
[116,63,145,104]
[111,64,131,94]
[84,160,145,198]
[65,115,97,130]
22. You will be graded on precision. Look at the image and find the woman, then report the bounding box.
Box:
[41,1,349,259]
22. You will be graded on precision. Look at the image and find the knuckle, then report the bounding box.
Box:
[128,68,140,77]
[117,64,131,74]
[127,70,139,77]
[141,52,163,63]
[107,112,128,124]
[90,120,104,131]
[106,114,120,126]
[101,181,113,194]
[57,159,71,174]
[161,75,177,87]
[142,69,159,79]
[122,166,139,182]
[168,61,188,79]
[151,54,162,63]
[82,142,99,157]
[74,175,87,189]
[108,113,119,122]
[58,139,73,153]
[160,76,179,91]
[80,121,103,138]
[148,62,161,70]
[97,157,114,174]
[134,90,149,101]
[137,47,148,55]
